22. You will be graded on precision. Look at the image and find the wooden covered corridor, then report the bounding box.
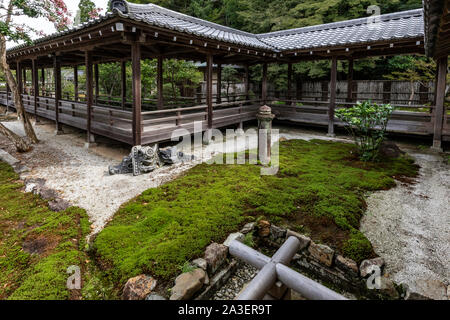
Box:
[1,0,448,147]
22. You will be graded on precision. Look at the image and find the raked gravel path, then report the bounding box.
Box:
[361,149,450,300]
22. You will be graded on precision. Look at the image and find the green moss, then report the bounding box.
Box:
[0,161,91,300]
[93,139,418,289]
[342,230,374,264]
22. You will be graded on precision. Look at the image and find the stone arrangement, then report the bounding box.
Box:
[109,145,193,176]
[121,220,439,300]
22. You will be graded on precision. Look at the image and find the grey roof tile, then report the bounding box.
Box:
[7,0,424,55]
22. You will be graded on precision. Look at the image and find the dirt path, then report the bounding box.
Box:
[361,149,450,300]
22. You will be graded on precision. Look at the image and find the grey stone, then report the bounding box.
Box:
[223,232,244,247]
[380,277,400,299]
[257,220,270,237]
[360,257,385,278]
[405,279,448,300]
[192,258,207,271]
[48,198,70,212]
[204,243,228,274]
[25,183,37,193]
[240,222,255,234]
[335,255,359,276]
[38,187,58,200]
[286,230,311,250]
[270,225,286,240]
[122,275,157,300]
[170,268,206,300]
[308,241,334,267]
[145,293,166,300]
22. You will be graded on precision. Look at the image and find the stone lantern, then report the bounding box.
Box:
[257,105,275,166]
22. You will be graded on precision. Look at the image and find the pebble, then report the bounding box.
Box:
[212,263,258,300]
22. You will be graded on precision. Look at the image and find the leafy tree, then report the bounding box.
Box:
[163,59,202,101]
[221,66,239,99]
[0,0,71,152]
[336,101,394,161]
[74,0,101,25]
[384,56,436,105]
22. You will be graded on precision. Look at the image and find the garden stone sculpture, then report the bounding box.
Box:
[109,145,193,176]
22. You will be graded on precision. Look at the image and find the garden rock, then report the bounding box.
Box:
[360,257,385,278]
[379,277,400,299]
[170,268,206,300]
[204,243,228,274]
[408,279,448,300]
[286,230,311,250]
[223,232,244,247]
[145,293,167,300]
[240,222,255,234]
[38,187,58,200]
[379,141,405,158]
[257,220,271,237]
[122,275,157,300]
[308,242,334,267]
[48,198,70,212]
[335,255,359,276]
[270,225,286,240]
[192,258,207,271]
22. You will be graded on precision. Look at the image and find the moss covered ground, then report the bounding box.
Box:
[0,161,91,300]
[93,139,418,291]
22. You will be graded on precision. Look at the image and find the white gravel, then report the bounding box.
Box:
[361,149,450,299]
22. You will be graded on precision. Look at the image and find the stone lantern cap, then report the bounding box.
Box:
[257,105,275,121]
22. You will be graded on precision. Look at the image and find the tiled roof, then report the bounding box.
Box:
[257,9,424,51]
[7,0,425,55]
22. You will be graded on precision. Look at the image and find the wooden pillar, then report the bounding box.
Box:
[23,67,27,94]
[85,51,94,146]
[262,62,268,104]
[94,63,99,105]
[383,81,392,104]
[131,42,142,146]
[346,58,354,102]
[328,56,337,136]
[206,53,213,130]
[157,56,163,110]
[121,61,127,110]
[432,56,448,151]
[74,65,79,102]
[244,64,250,101]
[6,83,10,113]
[16,62,23,95]
[53,55,62,134]
[216,63,222,104]
[41,68,45,96]
[287,62,293,103]
[32,59,39,122]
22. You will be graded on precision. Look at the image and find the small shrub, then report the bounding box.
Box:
[342,230,373,264]
[180,261,196,274]
[243,233,255,248]
[336,101,394,161]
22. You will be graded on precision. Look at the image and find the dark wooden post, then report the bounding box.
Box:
[53,55,63,134]
[94,63,99,105]
[23,67,27,94]
[85,51,94,147]
[41,68,45,96]
[16,62,23,95]
[121,61,127,110]
[346,58,354,103]
[217,63,222,104]
[206,53,213,130]
[74,65,79,102]
[328,56,337,136]
[157,56,163,110]
[32,59,39,122]
[6,83,10,113]
[383,81,392,104]
[244,64,250,101]
[287,62,293,103]
[432,56,448,151]
[262,62,268,104]
[131,42,142,146]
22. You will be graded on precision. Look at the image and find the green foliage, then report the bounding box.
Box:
[221,66,239,96]
[243,232,255,248]
[180,261,196,273]
[342,230,374,264]
[336,101,394,161]
[0,161,91,300]
[75,0,98,25]
[93,139,417,287]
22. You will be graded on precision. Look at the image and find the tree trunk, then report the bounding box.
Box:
[0,122,31,152]
[0,36,38,147]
